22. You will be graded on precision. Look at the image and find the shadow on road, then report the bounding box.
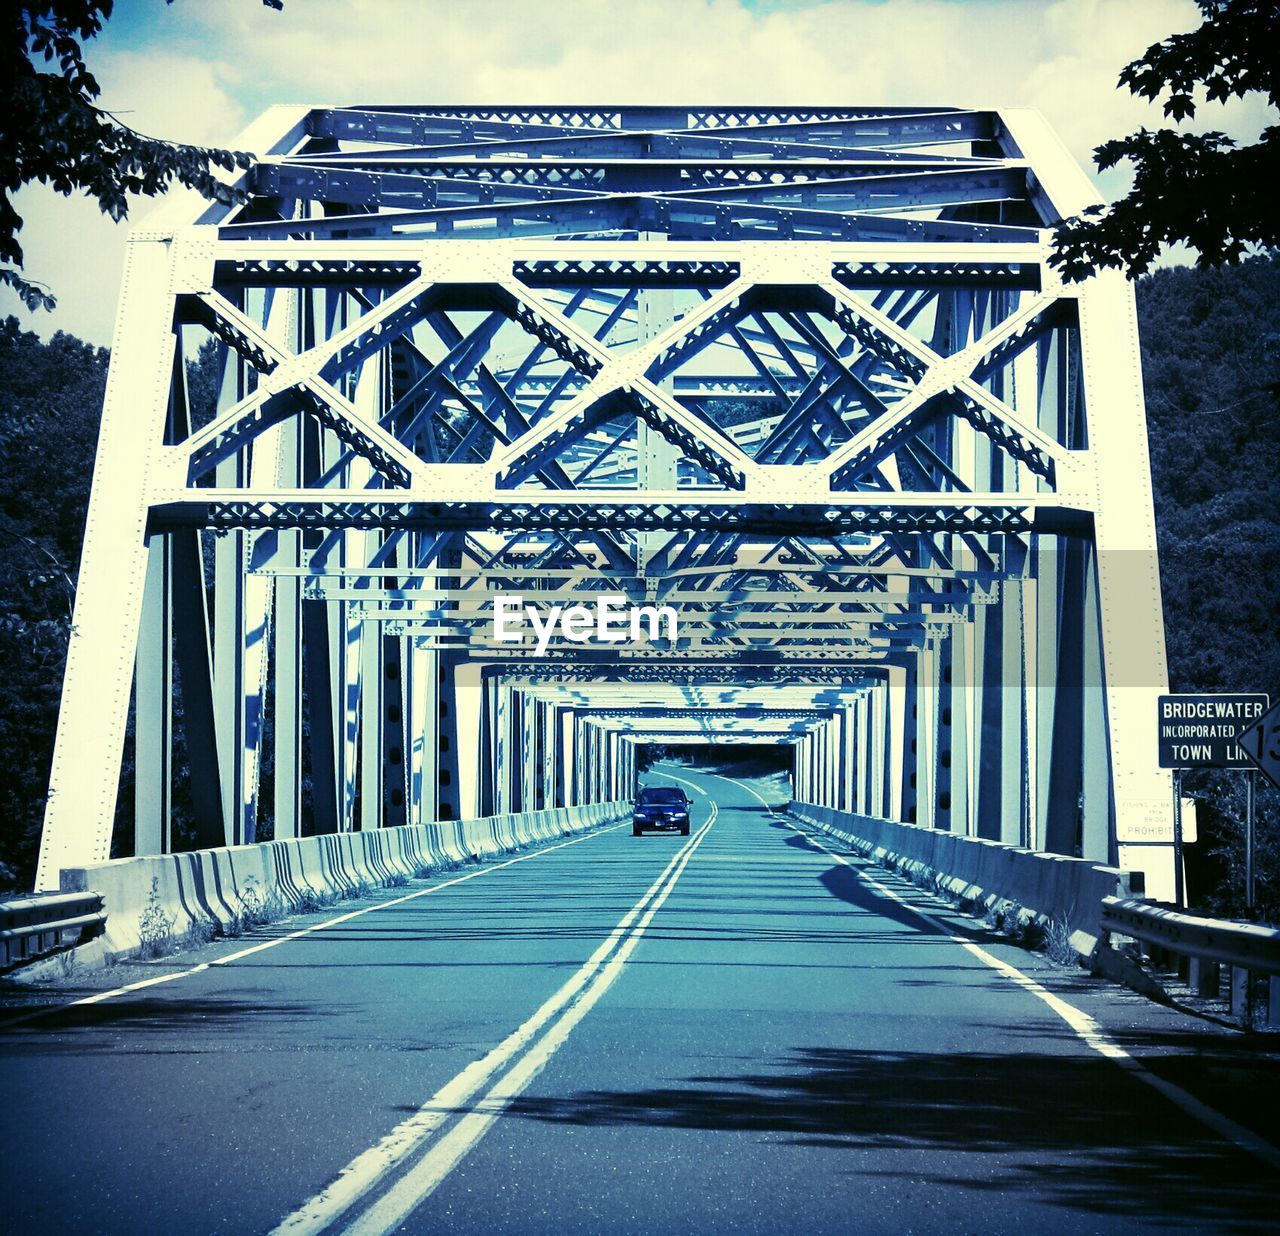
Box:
[815,862,950,936]
[0,994,337,1052]
[502,1044,1277,1230]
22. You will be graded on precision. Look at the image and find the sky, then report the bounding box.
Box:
[4,0,1272,345]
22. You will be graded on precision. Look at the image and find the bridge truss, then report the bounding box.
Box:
[36,105,1175,896]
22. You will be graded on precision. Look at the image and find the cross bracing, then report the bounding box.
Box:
[35,105,1175,899]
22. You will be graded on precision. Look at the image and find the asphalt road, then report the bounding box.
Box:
[1,765,1276,1235]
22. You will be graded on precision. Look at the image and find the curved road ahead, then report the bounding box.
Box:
[1,766,1276,1234]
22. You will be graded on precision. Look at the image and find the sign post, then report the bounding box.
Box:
[1245,770,1256,915]
[1171,768,1184,908]
[1157,693,1269,909]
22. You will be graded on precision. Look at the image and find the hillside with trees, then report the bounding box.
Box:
[1136,256,1280,915]
[0,319,108,887]
[0,255,1277,914]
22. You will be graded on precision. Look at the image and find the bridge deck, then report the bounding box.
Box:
[2,770,1275,1234]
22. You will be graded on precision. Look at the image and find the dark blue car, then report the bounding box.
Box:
[632,785,691,836]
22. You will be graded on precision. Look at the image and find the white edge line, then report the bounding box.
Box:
[1,822,628,1031]
[715,773,1280,1172]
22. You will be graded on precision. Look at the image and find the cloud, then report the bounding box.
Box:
[2,48,245,342]
[3,0,1270,344]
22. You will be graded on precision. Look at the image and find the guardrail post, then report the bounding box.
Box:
[1230,966,1253,1028]
[1188,956,1219,998]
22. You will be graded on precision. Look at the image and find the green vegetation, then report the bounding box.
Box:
[0,318,108,887]
[4,2,282,309]
[1137,256,1280,916]
[137,875,175,959]
[1052,0,1278,281]
[0,255,1277,918]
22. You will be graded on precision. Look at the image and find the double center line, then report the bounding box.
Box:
[274,800,717,1236]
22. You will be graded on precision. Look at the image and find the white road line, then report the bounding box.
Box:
[342,802,717,1236]
[272,804,716,1236]
[719,774,1280,1172]
[0,822,628,1031]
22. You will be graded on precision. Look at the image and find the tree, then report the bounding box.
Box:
[1,1,281,312]
[0,315,107,885]
[1134,254,1280,920]
[1051,0,1280,282]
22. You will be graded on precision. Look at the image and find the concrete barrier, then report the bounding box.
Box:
[788,802,1139,959]
[53,802,629,969]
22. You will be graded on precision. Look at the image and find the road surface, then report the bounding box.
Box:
[1,766,1276,1234]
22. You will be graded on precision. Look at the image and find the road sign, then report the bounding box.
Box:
[1238,701,1280,792]
[1157,694,1270,769]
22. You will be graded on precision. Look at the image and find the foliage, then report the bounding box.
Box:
[0,315,106,886]
[1,1,281,310]
[1051,0,1280,282]
[1140,257,1280,701]
[1136,255,1280,919]
[137,874,175,958]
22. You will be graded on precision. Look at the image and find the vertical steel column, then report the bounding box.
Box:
[553,706,569,807]
[212,471,248,845]
[565,709,580,806]
[839,707,853,812]
[359,622,383,832]
[381,635,408,828]
[494,680,511,814]
[870,687,888,818]
[1081,274,1176,892]
[37,238,178,887]
[476,669,496,817]
[542,700,557,808]
[519,691,536,809]
[436,651,463,820]
[608,732,620,800]
[900,656,919,823]
[917,645,938,828]
[334,606,361,832]
[302,585,340,835]
[934,635,954,830]
[950,623,971,834]
[1045,539,1087,857]
[974,578,1003,840]
[998,577,1027,846]
[409,645,437,825]
[813,723,826,806]
[134,534,173,855]
[270,296,307,842]
[1080,548,1112,862]
[272,526,303,840]
[172,530,224,849]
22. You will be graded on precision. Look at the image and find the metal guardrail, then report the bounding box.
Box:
[1101,897,1280,976]
[0,891,106,969]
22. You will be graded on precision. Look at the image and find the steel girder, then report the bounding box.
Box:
[35,105,1173,898]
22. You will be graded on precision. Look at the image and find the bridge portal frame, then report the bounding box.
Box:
[35,104,1174,897]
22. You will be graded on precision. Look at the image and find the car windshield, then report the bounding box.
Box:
[638,787,686,803]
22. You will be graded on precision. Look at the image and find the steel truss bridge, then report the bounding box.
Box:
[35,104,1175,896]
